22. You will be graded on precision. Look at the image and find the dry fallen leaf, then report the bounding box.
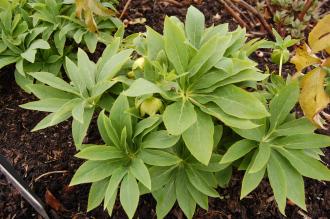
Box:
[290,44,321,72]
[299,68,330,128]
[308,14,330,54]
[45,189,64,212]
[75,0,116,32]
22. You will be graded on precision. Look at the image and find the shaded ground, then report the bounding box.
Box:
[1,0,330,218]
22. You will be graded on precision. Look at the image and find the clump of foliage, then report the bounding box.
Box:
[20,38,132,146]
[291,14,330,129]
[18,5,330,219]
[257,0,320,38]
[0,0,121,91]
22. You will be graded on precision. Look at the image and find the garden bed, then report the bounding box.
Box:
[0,0,330,218]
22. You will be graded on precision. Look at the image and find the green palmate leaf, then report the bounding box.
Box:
[186,167,219,197]
[187,180,208,210]
[269,80,299,132]
[97,110,116,146]
[104,167,126,208]
[129,158,151,189]
[276,148,330,180]
[150,166,176,191]
[84,32,97,53]
[120,172,140,219]
[70,160,120,186]
[273,134,330,149]
[187,35,220,77]
[163,100,197,135]
[232,118,266,141]
[185,5,204,48]
[124,78,163,97]
[249,143,271,173]
[91,81,117,98]
[215,70,269,87]
[133,115,160,139]
[72,107,94,147]
[200,103,259,129]
[275,117,315,136]
[241,164,266,199]
[0,56,20,68]
[28,84,75,99]
[106,187,118,216]
[32,98,80,131]
[164,16,189,74]
[145,26,164,59]
[97,37,121,70]
[75,145,124,160]
[77,48,96,90]
[72,100,85,124]
[212,85,269,119]
[87,178,108,212]
[21,39,50,63]
[267,154,287,215]
[216,166,232,188]
[220,139,257,164]
[153,180,176,218]
[29,72,78,95]
[182,109,214,165]
[274,151,306,210]
[20,98,70,112]
[97,49,133,82]
[175,171,196,219]
[141,130,180,149]
[109,95,132,140]
[140,149,181,166]
[65,57,85,92]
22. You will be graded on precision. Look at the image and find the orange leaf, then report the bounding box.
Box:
[308,14,330,53]
[45,189,64,212]
[290,44,321,72]
[299,68,330,128]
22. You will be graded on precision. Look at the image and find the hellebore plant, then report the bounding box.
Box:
[21,38,132,147]
[124,6,270,165]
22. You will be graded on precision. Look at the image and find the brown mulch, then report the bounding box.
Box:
[1,0,330,218]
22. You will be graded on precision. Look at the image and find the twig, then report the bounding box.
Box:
[298,0,313,21]
[266,0,274,17]
[34,170,68,183]
[225,0,253,29]
[232,0,274,39]
[120,0,132,19]
[161,0,182,7]
[218,0,248,29]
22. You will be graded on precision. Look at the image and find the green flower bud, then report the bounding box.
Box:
[271,49,290,64]
[127,71,135,79]
[140,97,163,117]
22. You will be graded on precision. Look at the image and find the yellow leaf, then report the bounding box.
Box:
[87,0,116,17]
[299,68,330,128]
[84,9,97,33]
[323,57,330,67]
[75,0,116,32]
[75,0,84,19]
[308,14,330,53]
[290,44,321,72]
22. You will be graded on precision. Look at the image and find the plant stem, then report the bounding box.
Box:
[279,52,284,77]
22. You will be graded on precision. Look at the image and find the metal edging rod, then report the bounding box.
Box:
[0,154,50,219]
